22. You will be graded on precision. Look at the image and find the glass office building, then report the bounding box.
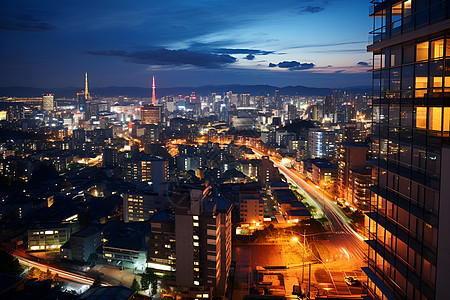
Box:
[366,0,450,299]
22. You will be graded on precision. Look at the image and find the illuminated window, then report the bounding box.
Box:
[429,107,442,131]
[415,77,428,97]
[194,281,200,286]
[193,215,199,220]
[416,107,427,129]
[444,108,450,131]
[431,39,444,60]
[193,222,199,227]
[416,42,429,61]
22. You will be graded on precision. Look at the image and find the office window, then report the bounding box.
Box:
[431,39,444,59]
[416,42,429,61]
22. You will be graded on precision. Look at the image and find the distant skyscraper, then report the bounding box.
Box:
[42,94,55,111]
[239,94,250,107]
[287,104,297,121]
[323,95,334,121]
[152,76,156,105]
[140,104,162,124]
[365,1,450,299]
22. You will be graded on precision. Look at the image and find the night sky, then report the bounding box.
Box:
[0,0,372,89]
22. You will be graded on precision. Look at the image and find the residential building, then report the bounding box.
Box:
[69,226,103,262]
[239,185,264,223]
[123,153,168,189]
[307,129,336,160]
[175,190,233,298]
[147,210,176,276]
[311,159,337,187]
[123,190,166,222]
[337,142,369,204]
[259,156,280,187]
[365,1,450,299]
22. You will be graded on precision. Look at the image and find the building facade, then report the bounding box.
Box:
[42,94,55,111]
[140,105,162,124]
[365,1,450,299]
[175,190,233,299]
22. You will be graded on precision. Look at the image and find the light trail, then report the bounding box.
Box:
[16,255,101,286]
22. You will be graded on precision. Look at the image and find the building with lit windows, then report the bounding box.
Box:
[311,159,337,188]
[123,191,166,223]
[239,185,264,223]
[123,153,168,189]
[175,190,233,299]
[337,143,369,205]
[42,94,55,111]
[365,1,450,299]
[307,129,336,160]
[259,156,280,187]
[28,222,79,251]
[140,104,162,124]
[148,210,176,276]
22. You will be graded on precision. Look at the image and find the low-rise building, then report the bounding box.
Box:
[311,160,337,187]
[70,226,103,262]
[28,222,79,251]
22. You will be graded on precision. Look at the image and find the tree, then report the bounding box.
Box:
[151,278,158,296]
[0,250,23,276]
[131,277,141,292]
[140,268,157,294]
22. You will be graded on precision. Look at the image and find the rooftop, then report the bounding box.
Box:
[78,286,134,300]
[72,226,100,238]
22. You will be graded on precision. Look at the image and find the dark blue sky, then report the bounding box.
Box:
[0,0,371,89]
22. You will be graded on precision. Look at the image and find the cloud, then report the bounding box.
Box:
[85,48,237,68]
[188,43,275,56]
[0,12,56,32]
[357,61,370,67]
[245,54,255,60]
[268,61,315,71]
[288,41,366,50]
[299,6,325,14]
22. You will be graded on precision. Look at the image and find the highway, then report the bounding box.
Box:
[15,254,97,286]
[251,148,367,261]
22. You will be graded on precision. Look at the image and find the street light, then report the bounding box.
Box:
[291,231,306,283]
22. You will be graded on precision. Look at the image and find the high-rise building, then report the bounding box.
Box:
[42,94,55,111]
[123,153,168,189]
[287,104,297,121]
[123,191,166,223]
[337,143,370,208]
[175,190,233,298]
[258,156,280,187]
[239,93,250,107]
[140,104,162,125]
[323,95,335,121]
[365,1,450,299]
[307,129,336,160]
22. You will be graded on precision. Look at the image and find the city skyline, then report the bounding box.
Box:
[1,0,371,89]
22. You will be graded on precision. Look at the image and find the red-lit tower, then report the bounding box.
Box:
[152,76,156,105]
